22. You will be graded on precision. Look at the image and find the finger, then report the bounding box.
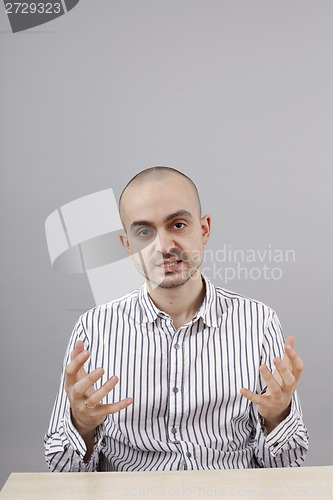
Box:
[73,367,105,400]
[103,397,133,415]
[259,365,282,395]
[70,340,85,361]
[284,343,304,382]
[240,387,262,405]
[273,357,295,390]
[70,342,89,382]
[285,335,295,349]
[281,350,292,371]
[65,350,90,387]
[84,398,133,415]
[84,375,119,407]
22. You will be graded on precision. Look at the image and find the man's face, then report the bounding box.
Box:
[119,175,210,289]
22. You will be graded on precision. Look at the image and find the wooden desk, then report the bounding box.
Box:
[1,467,332,499]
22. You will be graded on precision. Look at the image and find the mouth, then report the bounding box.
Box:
[156,259,183,272]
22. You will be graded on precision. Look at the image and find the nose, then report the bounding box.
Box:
[153,228,177,256]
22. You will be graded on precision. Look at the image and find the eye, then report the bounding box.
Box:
[173,222,186,230]
[137,228,153,238]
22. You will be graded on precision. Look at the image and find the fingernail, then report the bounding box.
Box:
[261,365,268,373]
[110,375,118,383]
[96,368,104,376]
[275,358,282,365]
[285,344,292,352]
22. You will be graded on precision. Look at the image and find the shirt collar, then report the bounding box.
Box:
[137,274,223,327]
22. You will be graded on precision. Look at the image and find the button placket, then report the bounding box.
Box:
[168,330,184,443]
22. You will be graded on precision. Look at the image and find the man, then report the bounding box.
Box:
[44,166,308,472]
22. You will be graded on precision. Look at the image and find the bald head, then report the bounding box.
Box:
[119,166,202,230]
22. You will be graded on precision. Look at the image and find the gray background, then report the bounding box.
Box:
[1,0,332,489]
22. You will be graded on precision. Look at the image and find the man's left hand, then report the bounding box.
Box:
[240,335,304,434]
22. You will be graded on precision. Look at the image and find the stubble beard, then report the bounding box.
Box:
[144,257,202,289]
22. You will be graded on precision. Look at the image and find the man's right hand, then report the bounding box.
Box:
[64,340,133,452]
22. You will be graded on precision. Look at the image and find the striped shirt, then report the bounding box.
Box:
[44,275,308,472]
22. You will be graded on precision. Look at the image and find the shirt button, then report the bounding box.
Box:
[173,440,180,445]
[174,343,180,349]
[171,427,177,434]
[172,387,179,393]
[186,451,192,458]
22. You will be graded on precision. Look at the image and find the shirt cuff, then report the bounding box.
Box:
[62,405,105,461]
[258,397,301,457]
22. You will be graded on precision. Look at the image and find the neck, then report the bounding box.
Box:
[146,270,206,328]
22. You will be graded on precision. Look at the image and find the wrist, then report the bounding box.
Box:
[70,409,96,439]
[263,403,291,434]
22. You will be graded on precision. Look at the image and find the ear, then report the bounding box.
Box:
[201,215,211,245]
[119,231,132,256]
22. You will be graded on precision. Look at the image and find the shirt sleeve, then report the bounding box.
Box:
[44,317,106,472]
[250,309,309,467]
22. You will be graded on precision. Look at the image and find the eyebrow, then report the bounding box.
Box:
[129,210,193,231]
